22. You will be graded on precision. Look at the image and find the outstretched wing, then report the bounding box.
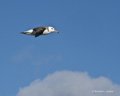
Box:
[33,27,46,37]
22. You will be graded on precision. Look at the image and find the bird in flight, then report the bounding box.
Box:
[21,26,59,37]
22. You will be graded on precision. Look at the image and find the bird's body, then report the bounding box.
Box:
[21,26,59,37]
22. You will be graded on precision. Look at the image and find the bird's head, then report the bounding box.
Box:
[48,27,59,33]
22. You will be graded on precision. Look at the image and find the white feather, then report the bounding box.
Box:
[42,29,50,35]
[25,29,33,33]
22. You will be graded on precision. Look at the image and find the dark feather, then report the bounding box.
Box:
[33,27,46,37]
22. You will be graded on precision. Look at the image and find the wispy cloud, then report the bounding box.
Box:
[33,55,62,65]
[17,71,120,96]
[12,45,62,64]
[12,46,34,62]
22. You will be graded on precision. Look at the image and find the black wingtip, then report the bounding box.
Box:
[34,35,37,38]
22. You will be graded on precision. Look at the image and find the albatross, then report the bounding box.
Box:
[21,26,59,37]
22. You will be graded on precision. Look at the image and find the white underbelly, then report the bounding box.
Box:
[42,30,50,35]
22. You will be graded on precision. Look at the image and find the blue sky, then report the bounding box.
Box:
[0,0,120,96]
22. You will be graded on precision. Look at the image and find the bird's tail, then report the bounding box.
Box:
[20,32,32,35]
[21,32,27,34]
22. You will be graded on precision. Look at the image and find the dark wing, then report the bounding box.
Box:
[33,27,46,37]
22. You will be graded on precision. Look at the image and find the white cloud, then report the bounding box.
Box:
[17,71,120,96]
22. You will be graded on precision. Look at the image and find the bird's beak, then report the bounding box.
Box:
[54,30,59,33]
